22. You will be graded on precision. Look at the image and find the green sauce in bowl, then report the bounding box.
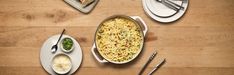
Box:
[62,38,74,51]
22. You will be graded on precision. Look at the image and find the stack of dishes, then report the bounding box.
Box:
[142,0,189,23]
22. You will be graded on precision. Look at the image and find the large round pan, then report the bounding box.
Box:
[91,15,148,64]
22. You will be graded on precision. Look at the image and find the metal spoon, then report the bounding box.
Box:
[51,29,65,53]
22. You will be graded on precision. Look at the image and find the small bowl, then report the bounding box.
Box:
[60,37,74,53]
[51,53,72,74]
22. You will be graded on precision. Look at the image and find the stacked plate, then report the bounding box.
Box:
[142,0,189,23]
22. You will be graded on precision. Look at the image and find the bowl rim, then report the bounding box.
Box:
[94,15,145,64]
[51,53,72,74]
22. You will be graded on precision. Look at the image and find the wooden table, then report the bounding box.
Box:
[0,0,234,75]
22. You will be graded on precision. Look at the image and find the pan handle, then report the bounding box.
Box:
[91,43,108,63]
[131,16,148,36]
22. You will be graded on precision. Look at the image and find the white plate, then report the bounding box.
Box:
[143,0,189,23]
[40,34,82,75]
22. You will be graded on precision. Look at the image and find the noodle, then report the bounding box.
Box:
[96,17,143,62]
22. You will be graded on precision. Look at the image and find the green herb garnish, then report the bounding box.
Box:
[62,38,73,50]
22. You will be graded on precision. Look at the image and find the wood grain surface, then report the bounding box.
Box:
[0,0,234,75]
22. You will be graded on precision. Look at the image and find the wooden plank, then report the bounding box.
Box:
[0,27,234,47]
[0,67,234,75]
[0,46,234,68]
[0,0,233,27]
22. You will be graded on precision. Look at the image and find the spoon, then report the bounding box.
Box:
[51,29,65,53]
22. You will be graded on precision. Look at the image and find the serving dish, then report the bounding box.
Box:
[91,15,148,64]
[64,0,99,13]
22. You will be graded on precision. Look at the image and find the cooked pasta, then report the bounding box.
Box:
[96,17,143,62]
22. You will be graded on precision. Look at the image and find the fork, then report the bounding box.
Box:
[156,0,179,11]
[165,0,184,10]
[156,0,184,11]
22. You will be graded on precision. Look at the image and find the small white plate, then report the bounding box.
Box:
[40,34,82,75]
[143,0,189,23]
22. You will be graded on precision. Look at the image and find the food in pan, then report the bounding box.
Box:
[95,17,143,62]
